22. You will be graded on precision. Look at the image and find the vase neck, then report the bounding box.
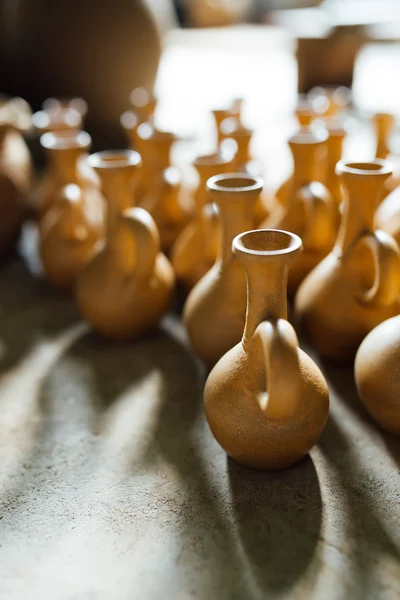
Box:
[218,197,254,266]
[291,141,325,188]
[49,148,81,185]
[101,170,136,237]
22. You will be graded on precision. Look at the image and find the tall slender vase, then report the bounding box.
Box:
[184,173,263,366]
[76,150,174,340]
[295,160,400,361]
[204,229,329,470]
[325,120,347,208]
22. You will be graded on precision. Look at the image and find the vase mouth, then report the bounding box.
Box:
[137,122,177,142]
[193,149,234,168]
[120,110,139,131]
[207,173,263,193]
[233,229,302,259]
[88,149,141,170]
[42,97,88,117]
[220,117,252,138]
[40,129,91,151]
[335,159,392,176]
[32,108,81,132]
[289,125,328,145]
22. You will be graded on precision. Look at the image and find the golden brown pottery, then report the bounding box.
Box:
[0,98,32,260]
[171,150,234,291]
[376,187,400,246]
[325,119,347,209]
[121,89,157,151]
[263,127,337,295]
[308,86,351,118]
[39,131,105,290]
[212,100,242,146]
[204,229,329,470]
[355,315,400,436]
[76,150,174,340]
[373,112,395,160]
[295,160,400,361]
[184,173,263,367]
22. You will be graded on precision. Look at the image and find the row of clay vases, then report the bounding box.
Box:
[264,127,338,295]
[171,149,234,291]
[0,97,32,261]
[296,159,400,361]
[76,150,174,340]
[205,228,329,470]
[39,130,105,290]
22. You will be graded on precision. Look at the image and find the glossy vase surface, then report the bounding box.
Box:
[184,173,263,366]
[355,315,400,436]
[171,150,233,291]
[263,127,337,295]
[39,130,105,290]
[76,150,174,340]
[295,160,400,361]
[205,229,329,470]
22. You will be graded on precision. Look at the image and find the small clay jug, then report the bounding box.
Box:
[171,149,233,291]
[184,173,263,366]
[204,229,329,470]
[355,315,400,436]
[39,131,105,290]
[76,150,174,340]
[325,119,347,209]
[375,186,400,246]
[220,117,269,226]
[263,127,337,295]
[373,112,395,160]
[295,160,400,361]
[136,123,191,251]
[0,100,32,260]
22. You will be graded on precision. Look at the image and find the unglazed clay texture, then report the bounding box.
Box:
[205,229,329,470]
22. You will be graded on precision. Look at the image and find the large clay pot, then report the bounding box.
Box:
[295,160,400,362]
[204,229,329,470]
[184,173,263,367]
[262,127,337,295]
[355,315,400,436]
[76,150,174,340]
[0,0,161,146]
[171,149,233,291]
[39,130,105,290]
[0,99,32,260]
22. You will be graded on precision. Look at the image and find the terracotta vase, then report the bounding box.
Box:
[373,112,395,160]
[184,173,263,366]
[355,315,400,436]
[34,130,99,217]
[76,150,174,340]
[39,131,105,290]
[136,123,192,252]
[0,0,162,145]
[204,229,329,470]
[295,160,400,362]
[263,127,337,295]
[375,187,400,246]
[0,101,32,260]
[325,119,347,209]
[220,117,269,226]
[171,150,234,291]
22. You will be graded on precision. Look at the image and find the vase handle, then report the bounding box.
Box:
[256,319,302,420]
[358,231,400,307]
[125,207,159,280]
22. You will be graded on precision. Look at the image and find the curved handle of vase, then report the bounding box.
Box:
[256,319,302,420]
[302,184,336,250]
[127,207,159,280]
[358,231,400,307]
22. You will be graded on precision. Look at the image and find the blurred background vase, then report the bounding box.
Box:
[0,0,163,147]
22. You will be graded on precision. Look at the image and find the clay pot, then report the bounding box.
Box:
[325,119,347,209]
[171,149,234,291]
[220,117,269,226]
[39,131,105,290]
[355,315,400,436]
[295,160,400,362]
[373,112,395,160]
[376,187,400,246]
[263,127,337,295]
[0,0,161,145]
[204,229,329,470]
[184,173,263,366]
[76,150,174,340]
[0,100,32,260]
[136,123,192,252]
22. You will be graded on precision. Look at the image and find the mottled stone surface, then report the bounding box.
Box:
[0,259,399,600]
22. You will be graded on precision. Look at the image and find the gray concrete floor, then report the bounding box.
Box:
[0,259,399,600]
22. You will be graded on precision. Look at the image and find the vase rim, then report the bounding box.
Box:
[193,150,234,167]
[233,229,302,258]
[88,149,141,170]
[32,108,81,131]
[207,173,263,193]
[289,125,328,145]
[40,129,91,151]
[336,159,392,176]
